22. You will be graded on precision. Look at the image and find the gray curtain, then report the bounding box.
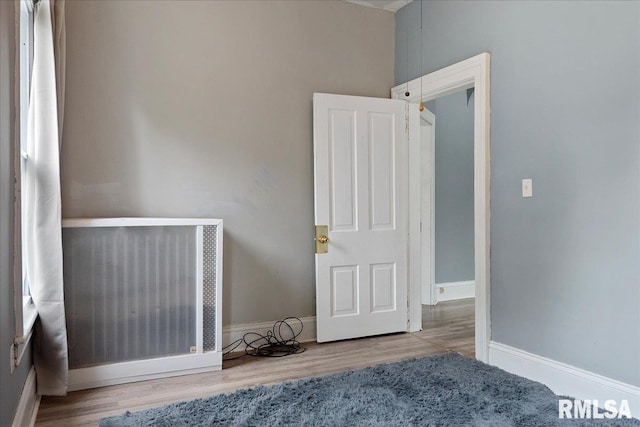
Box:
[25,0,67,396]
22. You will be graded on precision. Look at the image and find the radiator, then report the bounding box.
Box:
[61,218,223,391]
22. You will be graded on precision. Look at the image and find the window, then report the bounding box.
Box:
[16,0,37,352]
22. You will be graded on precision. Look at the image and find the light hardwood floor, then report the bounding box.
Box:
[35,299,474,426]
[419,298,475,358]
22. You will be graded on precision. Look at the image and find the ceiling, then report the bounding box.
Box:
[344,0,412,13]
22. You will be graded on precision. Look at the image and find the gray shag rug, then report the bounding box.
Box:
[99,352,639,426]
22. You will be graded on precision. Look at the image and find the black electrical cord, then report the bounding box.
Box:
[222,317,306,360]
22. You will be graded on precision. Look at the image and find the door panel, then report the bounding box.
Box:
[331,265,359,317]
[371,262,396,312]
[313,93,408,342]
[369,112,395,230]
[329,109,357,231]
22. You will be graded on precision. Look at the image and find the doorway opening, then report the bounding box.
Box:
[417,92,475,358]
[392,52,490,362]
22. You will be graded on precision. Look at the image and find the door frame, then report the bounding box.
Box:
[419,110,436,306]
[391,52,491,362]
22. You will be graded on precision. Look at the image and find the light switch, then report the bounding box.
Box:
[522,179,532,198]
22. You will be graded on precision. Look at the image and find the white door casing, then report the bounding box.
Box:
[313,93,409,343]
[420,110,436,305]
[392,52,491,362]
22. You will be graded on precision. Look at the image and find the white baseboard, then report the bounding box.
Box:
[12,366,40,427]
[489,341,640,418]
[69,352,222,391]
[435,280,475,302]
[223,316,316,349]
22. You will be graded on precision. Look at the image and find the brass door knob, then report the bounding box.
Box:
[315,225,329,254]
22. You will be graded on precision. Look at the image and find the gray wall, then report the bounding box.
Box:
[62,1,395,326]
[1,1,33,425]
[430,91,474,284]
[397,1,640,386]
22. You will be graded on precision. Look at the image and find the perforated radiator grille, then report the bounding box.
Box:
[203,225,217,352]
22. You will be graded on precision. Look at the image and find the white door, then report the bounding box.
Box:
[313,93,409,342]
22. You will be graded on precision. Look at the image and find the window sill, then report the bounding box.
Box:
[13,300,37,369]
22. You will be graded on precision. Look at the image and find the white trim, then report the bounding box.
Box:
[407,103,422,332]
[12,299,36,371]
[223,316,317,349]
[380,0,411,12]
[434,280,475,302]
[61,217,223,228]
[392,52,491,362]
[391,55,480,103]
[419,110,436,306]
[344,0,411,13]
[215,222,224,353]
[489,341,640,419]
[68,352,223,391]
[27,397,39,427]
[196,226,204,353]
[12,330,32,370]
[11,366,40,427]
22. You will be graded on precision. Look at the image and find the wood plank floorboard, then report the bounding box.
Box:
[36,299,474,426]
[418,298,475,358]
